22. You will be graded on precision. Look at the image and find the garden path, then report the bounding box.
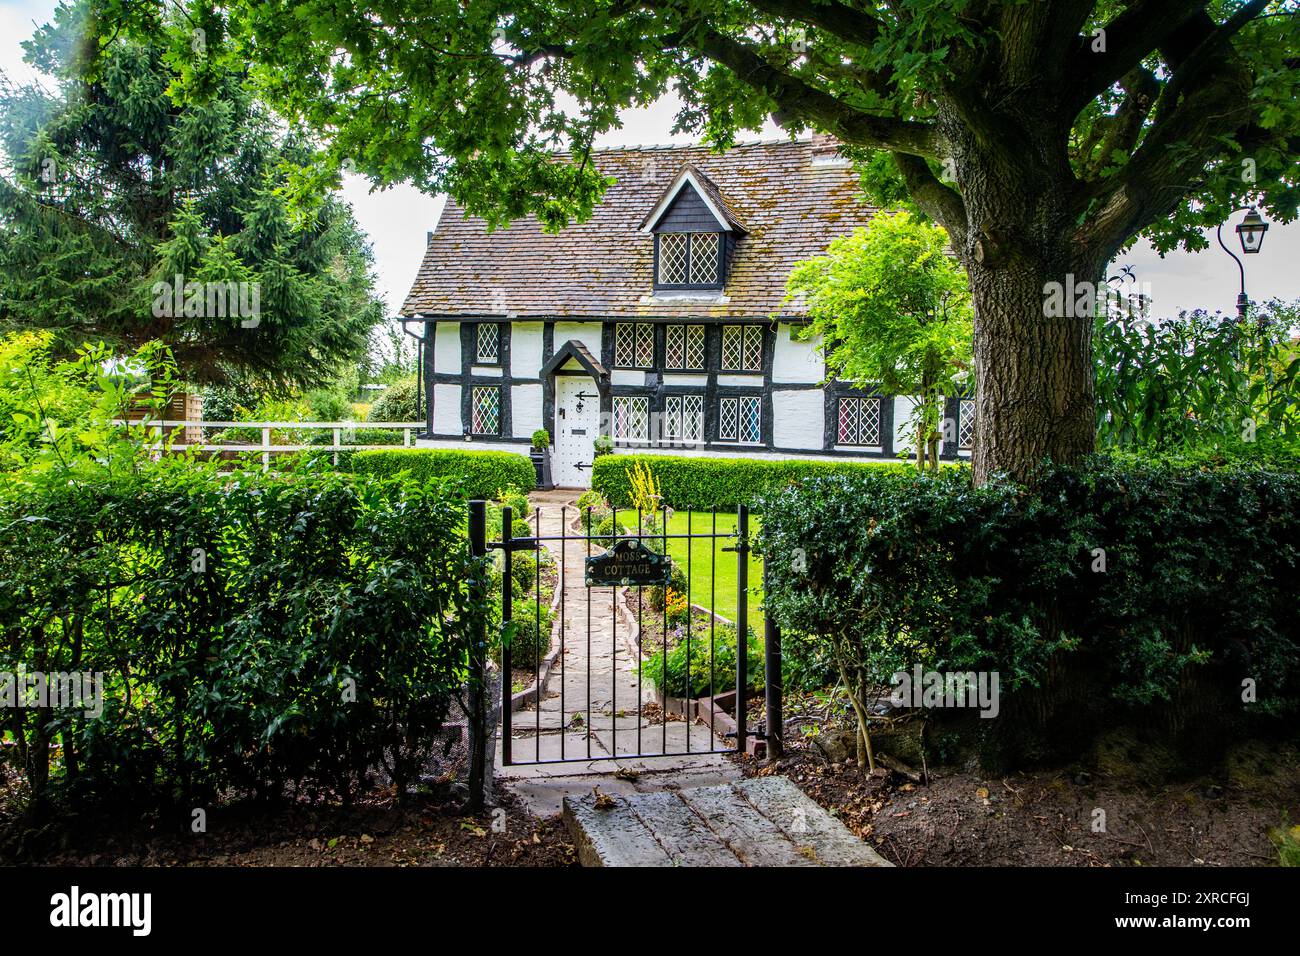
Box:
[494,490,740,816]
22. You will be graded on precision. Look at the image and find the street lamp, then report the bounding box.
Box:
[1217,206,1270,321]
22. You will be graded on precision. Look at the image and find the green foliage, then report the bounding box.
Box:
[1095,301,1300,454]
[592,513,627,549]
[531,429,550,450]
[365,378,420,423]
[351,449,534,501]
[491,598,554,670]
[1272,823,1300,867]
[786,211,973,472]
[306,388,354,422]
[0,2,383,389]
[759,457,1300,761]
[0,459,485,810]
[640,624,763,699]
[593,453,921,510]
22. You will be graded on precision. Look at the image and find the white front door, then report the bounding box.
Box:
[553,376,602,487]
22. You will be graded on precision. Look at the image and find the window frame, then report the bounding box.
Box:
[717,394,762,445]
[958,398,976,451]
[836,396,883,447]
[612,394,652,444]
[664,324,706,371]
[470,384,502,436]
[720,325,764,372]
[661,391,705,446]
[654,232,726,291]
[613,322,656,370]
[473,322,501,366]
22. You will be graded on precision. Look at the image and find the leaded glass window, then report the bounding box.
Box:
[721,325,762,370]
[837,397,881,446]
[665,325,705,369]
[614,323,655,368]
[719,396,761,443]
[471,386,500,434]
[613,396,650,441]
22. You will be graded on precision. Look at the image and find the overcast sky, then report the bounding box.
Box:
[3,0,1296,319]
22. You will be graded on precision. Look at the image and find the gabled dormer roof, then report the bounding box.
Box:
[638,165,748,235]
[402,137,877,319]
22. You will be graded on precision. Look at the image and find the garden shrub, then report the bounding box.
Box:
[640,624,763,698]
[352,448,534,501]
[491,598,555,670]
[593,453,922,510]
[758,456,1300,767]
[365,377,419,422]
[0,459,488,814]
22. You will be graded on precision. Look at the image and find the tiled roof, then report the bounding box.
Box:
[401,137,876,320]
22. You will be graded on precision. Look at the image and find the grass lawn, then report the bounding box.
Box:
[615,508,765,633]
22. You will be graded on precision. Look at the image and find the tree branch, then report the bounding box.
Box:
[687,25,942,157]
[1067,0,1210,112]
[891,152,969,246]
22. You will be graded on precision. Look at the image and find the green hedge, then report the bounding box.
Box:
[592,453,923,510]
[0,460,488,813]
[759,456,1300,764]
[352,448,535,499]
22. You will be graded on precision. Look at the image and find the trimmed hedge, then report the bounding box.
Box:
[592,452,924,510]
[352,448,535,500]
[0,460,487,813]
[759,456,1300,765]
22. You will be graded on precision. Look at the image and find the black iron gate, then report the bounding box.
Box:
[469,499,781,767]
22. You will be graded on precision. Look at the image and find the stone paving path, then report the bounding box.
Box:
[496,491,739,815]
[564,776,894,867]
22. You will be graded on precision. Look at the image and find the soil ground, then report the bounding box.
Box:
[739,713,1300,867]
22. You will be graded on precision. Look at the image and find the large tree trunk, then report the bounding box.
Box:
[941,107,1102,485]
[967,260,1098,484]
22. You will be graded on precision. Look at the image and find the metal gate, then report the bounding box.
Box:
[472,500,780,767]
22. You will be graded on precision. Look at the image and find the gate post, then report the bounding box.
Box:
[735,504,749,754]
[466,500,488,812]
[763,563,784,760]
[500,506,513,766]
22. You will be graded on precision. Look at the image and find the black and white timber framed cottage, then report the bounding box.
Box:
[400,136,975,488]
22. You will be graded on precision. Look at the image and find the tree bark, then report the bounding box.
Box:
[935,104,1102,485]
[967,260,1099,484]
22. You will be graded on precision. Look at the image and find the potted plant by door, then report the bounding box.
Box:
[530,429,554,490]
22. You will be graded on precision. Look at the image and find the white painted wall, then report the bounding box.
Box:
[553,321,603,358]
[772,389,824,450]
[611,369,649,387]
[416,437,523,454]
[434,322,461,374]
[470,365,502,377]
[716,373,764,388]
[511,321,544,379]
[662,373,708,387]
[511,384,543,438]
[432,383,462,434]
[772,324,823,384]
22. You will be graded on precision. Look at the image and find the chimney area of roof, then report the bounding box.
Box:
[810,133,850,166]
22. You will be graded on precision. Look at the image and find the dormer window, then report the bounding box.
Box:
[641,165,746,292]
[656,233,722,287]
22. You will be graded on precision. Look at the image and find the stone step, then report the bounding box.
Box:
[562,776,894,867]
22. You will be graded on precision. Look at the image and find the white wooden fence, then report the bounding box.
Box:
[114,420,425,468]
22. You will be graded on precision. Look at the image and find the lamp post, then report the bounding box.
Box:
[1216,207,1270,322]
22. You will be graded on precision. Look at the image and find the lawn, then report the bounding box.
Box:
[615,508,765,633]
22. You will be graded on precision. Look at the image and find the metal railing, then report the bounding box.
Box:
[113,419,425,468]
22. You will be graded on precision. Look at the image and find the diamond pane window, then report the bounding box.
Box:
[742,326,763,369]
[663,394,704,443]
[719,396,761,443]
[471,386,500,435]
[656,233,724,288]
[837,397,881,446]
[689,233,719,284]
[722,326,762,370]
[658,234,689,284]
[615,323,654,368]
[613,396,650,441]
[959,399,976,450]
[721,326,743,369]
[475,323,499,364]
[665,325,705,369]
